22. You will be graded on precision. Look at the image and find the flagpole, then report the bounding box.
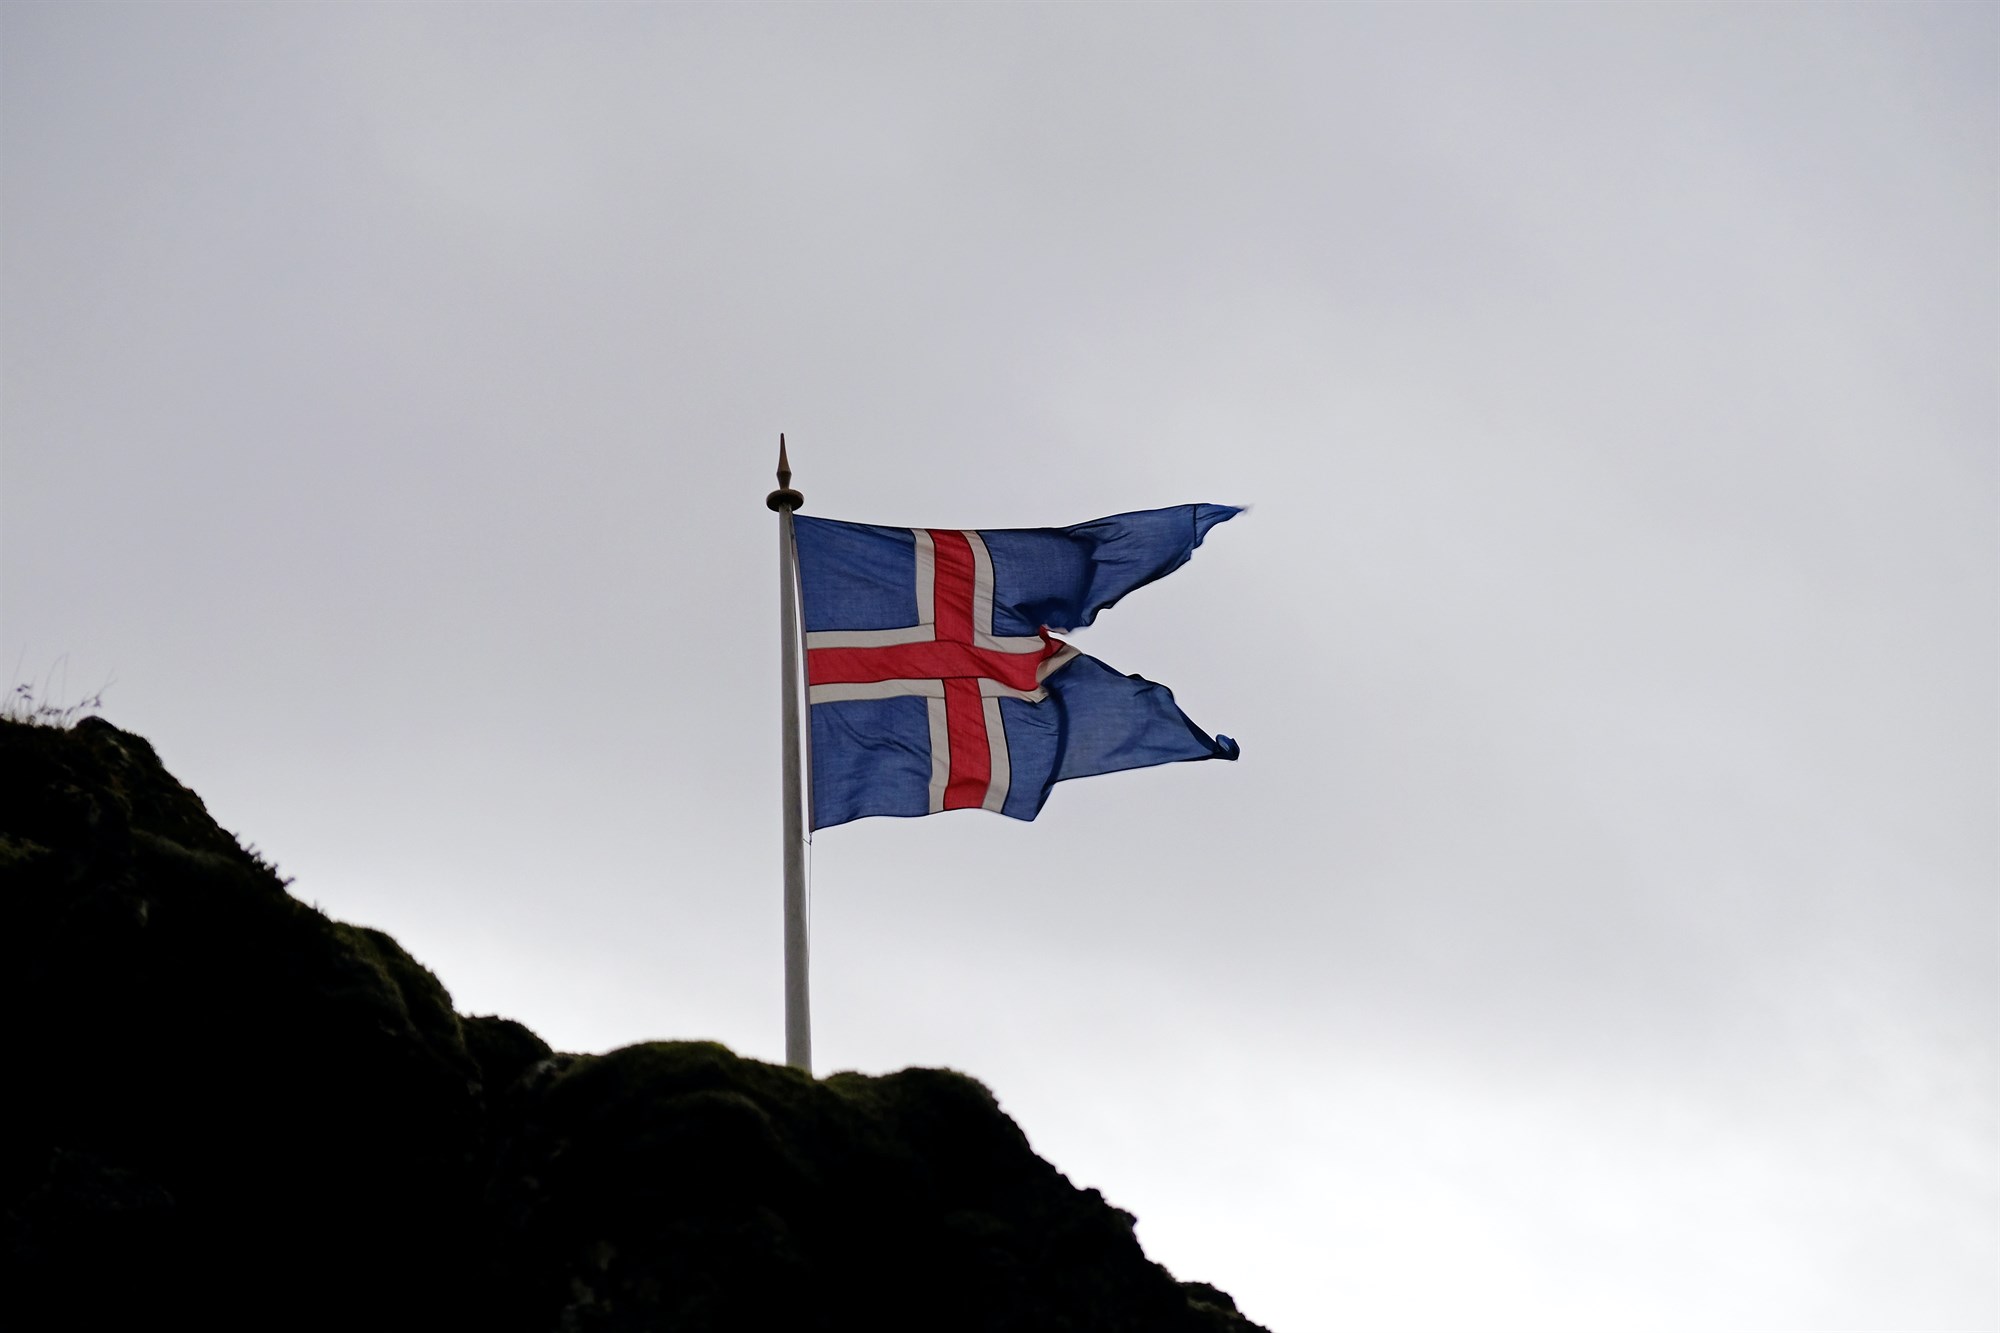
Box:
[767,435,811,1073]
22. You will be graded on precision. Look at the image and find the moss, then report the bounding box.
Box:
[0,831,51,873]
[328,921,468,1060]
[68,716,261,865]
[2,718,1268,1333]
[486,1042,1256,1332]
[463,1015,553,1096]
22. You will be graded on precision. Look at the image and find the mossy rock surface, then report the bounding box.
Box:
[0,719,1267,1332]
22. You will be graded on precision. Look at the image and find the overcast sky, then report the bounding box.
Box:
[3,4,1994,1330]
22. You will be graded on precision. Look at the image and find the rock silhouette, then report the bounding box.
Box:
[0,717,1267,1332]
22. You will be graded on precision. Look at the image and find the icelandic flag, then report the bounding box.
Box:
[794,504,1241,829]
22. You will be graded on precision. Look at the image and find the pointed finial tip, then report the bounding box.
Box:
[767,433,803,512]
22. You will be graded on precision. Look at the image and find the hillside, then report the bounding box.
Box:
[0,717,1267,1332]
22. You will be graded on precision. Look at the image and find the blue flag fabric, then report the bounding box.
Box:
[794,504,1240,829]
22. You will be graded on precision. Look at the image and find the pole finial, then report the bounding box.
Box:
[767,433,804,512]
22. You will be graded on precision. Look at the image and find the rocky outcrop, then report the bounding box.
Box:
[0,718,1266,1332]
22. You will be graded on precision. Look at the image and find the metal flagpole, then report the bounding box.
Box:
[767,435,811,1073]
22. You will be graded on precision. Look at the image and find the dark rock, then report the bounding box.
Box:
[0,718,1269,1332]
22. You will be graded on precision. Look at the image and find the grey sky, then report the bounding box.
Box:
[4,4,1994,1328]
